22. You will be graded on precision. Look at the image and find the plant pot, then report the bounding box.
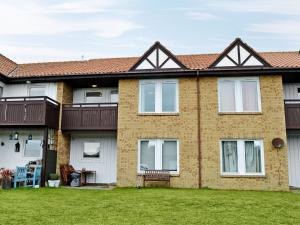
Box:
[48,180,60,188]
[1,179,11,190]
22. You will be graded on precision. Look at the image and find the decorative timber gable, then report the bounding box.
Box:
[209,38,271,68]
[130,41,186,71]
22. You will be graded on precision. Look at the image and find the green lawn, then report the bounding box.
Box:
[0,188,299,225]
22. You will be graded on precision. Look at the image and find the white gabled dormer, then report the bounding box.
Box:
[130,41,186,71]
[210,38,271,68]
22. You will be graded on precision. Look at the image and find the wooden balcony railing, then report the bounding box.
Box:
[61,103,118,131]
[0,96,60,129]
[285,99,300,129]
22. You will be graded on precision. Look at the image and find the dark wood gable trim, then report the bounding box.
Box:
[129,41,187,71]
[209,38,272,68]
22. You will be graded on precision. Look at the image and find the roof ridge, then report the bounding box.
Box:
[13,51,299,66]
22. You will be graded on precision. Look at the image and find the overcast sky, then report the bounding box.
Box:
[0,0,299,63]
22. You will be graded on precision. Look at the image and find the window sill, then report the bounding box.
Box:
[137,172,180,177]
[220,174,266,178]
[218,112,262,115]
[138,113,179,116]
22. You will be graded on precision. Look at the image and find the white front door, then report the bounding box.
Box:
[70,135,117,184]
[287,135,300,188]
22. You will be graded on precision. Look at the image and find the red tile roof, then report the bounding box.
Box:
[0,51,299,78]
[0,54,17,76]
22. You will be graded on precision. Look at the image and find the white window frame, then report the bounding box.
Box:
[84,90,103,103]
[28,85,47,97]
[218,77,261,113]
[137,139,180,175]
[23,139,43,158]
[139,79,179,113]
[81,140,101,161]
[219,139,265,176]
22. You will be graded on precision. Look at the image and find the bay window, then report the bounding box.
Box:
[138,139,179,173]
[139,79,178,113]
[218,78,261,112]
[220,139,264,175]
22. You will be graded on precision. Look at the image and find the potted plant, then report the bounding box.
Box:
[0,169,13,190]
[48,173,60,188]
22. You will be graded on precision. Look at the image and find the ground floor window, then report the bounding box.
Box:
[220,139,264,176]
[138,139,179,173]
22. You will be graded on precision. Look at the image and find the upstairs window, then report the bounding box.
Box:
[218,78,261,112]
[29,86,45,96]
[85,91,102,103]
[139,79,178,113]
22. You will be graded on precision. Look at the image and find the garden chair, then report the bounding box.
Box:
[27,166,42,187]
[12,167,27,188]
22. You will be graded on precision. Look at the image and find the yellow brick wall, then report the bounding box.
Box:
[117,78,200,188]
[200,75,289,191]
[56,82,73,170]
[117,75,289,191]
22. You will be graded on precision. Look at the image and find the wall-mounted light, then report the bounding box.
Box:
[9,132,13,140]
[26,80,31,84]
[14,131,19,140]
[92,84,98,88]
[28,134,32,140]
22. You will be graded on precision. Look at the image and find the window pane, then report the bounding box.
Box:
[245,141,262,173]
[83,142,100,158]
[29,87,45,96]
[86,92,102,103]
[24,140,42,157]
[110,90,119,102]
[242,81,259,111]
[162,141,177,171]
[140,141,155,170]
[141,83,155,112]
[219,81,236,112]
[162,82,176,112]
[222,141,238,172]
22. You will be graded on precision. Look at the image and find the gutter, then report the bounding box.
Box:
[4,67,300,84]
[196,70,201,188]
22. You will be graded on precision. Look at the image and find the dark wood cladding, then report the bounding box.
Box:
[62,103,118,131]
[0,96,60,129]
[285,100,300,129]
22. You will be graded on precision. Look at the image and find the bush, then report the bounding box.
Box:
[48,173,59,180]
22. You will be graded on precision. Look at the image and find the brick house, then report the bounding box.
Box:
[0,38,299,190]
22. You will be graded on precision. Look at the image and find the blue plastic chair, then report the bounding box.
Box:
[12,167,27,188]
[27,166,42,187]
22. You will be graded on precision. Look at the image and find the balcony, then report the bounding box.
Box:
[285,100,300,129]
[61,103,118,131]
[0,96,60,129]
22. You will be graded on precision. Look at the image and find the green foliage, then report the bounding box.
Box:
[0,188,299,225]
[48,173,59,180]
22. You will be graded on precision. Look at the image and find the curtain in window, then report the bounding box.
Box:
[242,81,258,111]
[245,141,261,173]
[162,141,177,171]
[162,82,176,112]
[222,141,238,172]
[141,83,155,112]
[219,81,235,112]
[140,141,155,170]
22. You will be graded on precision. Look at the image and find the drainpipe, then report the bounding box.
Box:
[196,70,201,188]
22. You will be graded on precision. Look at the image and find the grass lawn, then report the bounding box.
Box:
[0,188,300,225]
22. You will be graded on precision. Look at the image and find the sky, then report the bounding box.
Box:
[0,0,299,63]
